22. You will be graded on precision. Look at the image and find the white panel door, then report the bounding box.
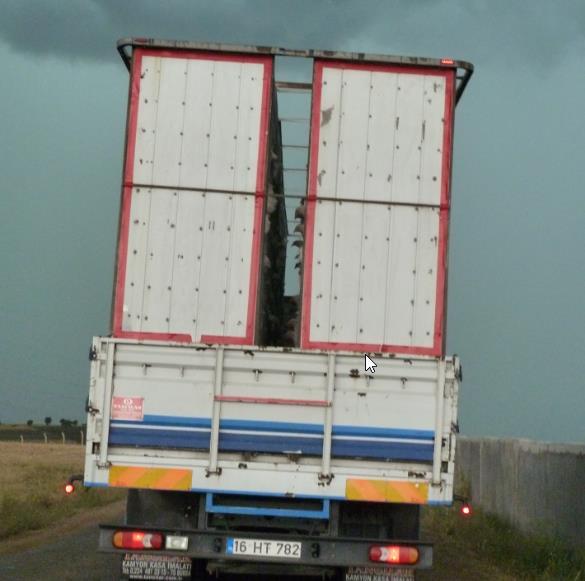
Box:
[301,61,454,355]
[114,49,272,345]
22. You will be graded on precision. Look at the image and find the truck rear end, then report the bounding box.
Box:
[83,38,472,580]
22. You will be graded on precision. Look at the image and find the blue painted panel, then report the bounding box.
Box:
[205,493,331,519]
[108,427,433,461]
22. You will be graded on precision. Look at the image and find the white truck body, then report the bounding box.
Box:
[85,337,460,504]
[82,38,473,578]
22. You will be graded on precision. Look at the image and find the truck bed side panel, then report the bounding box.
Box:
[85,338,458,505]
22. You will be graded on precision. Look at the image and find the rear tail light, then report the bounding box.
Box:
[441,58,455,65]
[369,545,419,565]
[461,502,472,517]
[112,530,164,550]
[64,483,75,495]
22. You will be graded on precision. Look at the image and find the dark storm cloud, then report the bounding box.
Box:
[1,0,584,66]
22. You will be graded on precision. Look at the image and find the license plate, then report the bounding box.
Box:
[226,537,302,559]
[121,554,191,580]
[345,566,415,581]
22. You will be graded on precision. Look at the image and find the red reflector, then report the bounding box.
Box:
[369,545,419,565]
[441,58,454,65]
[64,483,75,495]
[461,503,472,516]
[112,530,164,550]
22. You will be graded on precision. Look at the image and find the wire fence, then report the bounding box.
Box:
[0,427,86,445]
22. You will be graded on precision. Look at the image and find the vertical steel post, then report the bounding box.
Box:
[98,341,116,469]
[432,360,446,485]
[320,353,336,479]
[208,347,225,475]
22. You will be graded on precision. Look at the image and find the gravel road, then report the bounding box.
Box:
[0,523,121,580]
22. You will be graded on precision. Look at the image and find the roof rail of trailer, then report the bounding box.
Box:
[117,38,474,104]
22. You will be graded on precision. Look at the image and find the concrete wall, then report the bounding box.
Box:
[456,437,585,546]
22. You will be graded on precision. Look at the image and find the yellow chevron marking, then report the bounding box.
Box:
[346,479,429,504]
[109,466,192,491]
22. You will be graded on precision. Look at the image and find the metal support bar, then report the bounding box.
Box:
[117,38,473,104]
[432,361,446,485]
[320,353,336,480]
[275,81,312,92]
[118,38,474,81]
[207,347,225,476]
[455,66,474,104]
[97,341,115,469]
[125,182,447,209]
[127,183,255,197]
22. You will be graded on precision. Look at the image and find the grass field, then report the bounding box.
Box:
[420,504,585,580]
[0,442,124,541]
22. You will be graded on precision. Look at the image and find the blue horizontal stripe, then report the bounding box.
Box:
[108,427,433,461]
[110,427,210,449]
[222,418,324,435]
[113,415,433,441]
[206,493,331,519]
[333,424,434,440]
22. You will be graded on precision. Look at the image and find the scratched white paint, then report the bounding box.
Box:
[85,337,459,503]
[121,55,266,341]
[306,64,448,350]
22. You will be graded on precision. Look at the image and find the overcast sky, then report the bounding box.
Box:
[1,1,584,442]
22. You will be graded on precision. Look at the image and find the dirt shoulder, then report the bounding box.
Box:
[0,500,125,556]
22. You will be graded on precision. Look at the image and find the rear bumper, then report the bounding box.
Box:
[98,524,432,569]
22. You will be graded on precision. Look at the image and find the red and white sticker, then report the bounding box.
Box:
[111,396,144,421]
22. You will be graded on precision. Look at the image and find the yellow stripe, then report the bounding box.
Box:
[346,479,429,504]
[109,466,192,491]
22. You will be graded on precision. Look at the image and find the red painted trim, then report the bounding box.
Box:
[301,60,454,357]
[300,339,437,357]
[200,334,253,345]
[113,49,143,337]
[244,58,273,344]
[433,70,456,357]
[215,395,331,407]
[112,48,272,345]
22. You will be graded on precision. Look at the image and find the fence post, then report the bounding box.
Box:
[20,434,24,444]
[43,432,48,444]
[61,432,66,445]
[80,430,84,446]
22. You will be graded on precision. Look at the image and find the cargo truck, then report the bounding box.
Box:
[80,37,473,580]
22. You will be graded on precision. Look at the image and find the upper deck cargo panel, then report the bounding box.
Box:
[113,48,273,345]
[300,60,456,356]
[113,39,473,354]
